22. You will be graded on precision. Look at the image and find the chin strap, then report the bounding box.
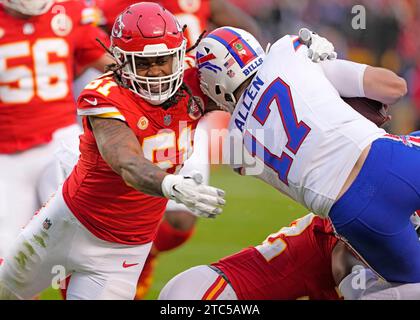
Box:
[265,42,272,54]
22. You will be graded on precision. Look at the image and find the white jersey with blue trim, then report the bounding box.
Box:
[226,35,386,217]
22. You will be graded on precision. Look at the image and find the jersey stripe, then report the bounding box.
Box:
[293,37,304,51]
[77,107,126,121]
[383,133,420,147]
[94,112,126,121]
[202,275,227,300]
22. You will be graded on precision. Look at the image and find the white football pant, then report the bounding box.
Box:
[0,186,151,300]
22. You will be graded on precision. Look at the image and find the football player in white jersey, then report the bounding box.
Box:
[196,27,420,284]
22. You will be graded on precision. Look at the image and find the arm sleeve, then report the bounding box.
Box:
[319,59,367,98]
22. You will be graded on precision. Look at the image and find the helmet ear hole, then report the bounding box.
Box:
[225,94,234,102]
[215,85,222,95]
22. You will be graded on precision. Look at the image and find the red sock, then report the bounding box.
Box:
[153,219,195,253]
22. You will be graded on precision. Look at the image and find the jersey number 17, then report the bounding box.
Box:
[247,77,311,185]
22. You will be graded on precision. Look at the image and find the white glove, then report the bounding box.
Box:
[298,28,337,63]
[161,172,226,218]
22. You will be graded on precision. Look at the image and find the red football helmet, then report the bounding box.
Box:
[110,2,187,105]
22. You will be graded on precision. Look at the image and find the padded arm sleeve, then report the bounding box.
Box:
[319,59,367,98]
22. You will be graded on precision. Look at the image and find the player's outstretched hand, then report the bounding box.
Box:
[298,28,337,63]
[161,172,226,218]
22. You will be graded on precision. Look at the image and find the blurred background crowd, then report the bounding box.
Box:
[228,0,420,134]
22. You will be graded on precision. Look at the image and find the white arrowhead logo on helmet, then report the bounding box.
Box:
[112,15,125,39]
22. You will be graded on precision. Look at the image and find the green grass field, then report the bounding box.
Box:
[40,165,306,300]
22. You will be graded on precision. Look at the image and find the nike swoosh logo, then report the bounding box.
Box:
[84,98,98,106]
[122,261,139,268]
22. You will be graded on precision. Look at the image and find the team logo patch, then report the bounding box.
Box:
[51,13,73,36]
[234,42,247,56]
[42,218,52,230]
[112,15,125,39]
[137,116,149,130]
[196,51,222,74]
[227,70,236,78]
[234,42,243,51]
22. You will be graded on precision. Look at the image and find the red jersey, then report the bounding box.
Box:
[97,0,211,47]
[63,68,206,245]
[212,214,342,300]
[0,1,108,153]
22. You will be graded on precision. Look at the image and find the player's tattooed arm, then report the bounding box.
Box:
[89,116,167,197]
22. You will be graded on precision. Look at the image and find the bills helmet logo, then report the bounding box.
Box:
[196,50,222,74]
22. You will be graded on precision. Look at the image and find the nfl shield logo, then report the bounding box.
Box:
[43,218,52,230]
[164,115,172,126]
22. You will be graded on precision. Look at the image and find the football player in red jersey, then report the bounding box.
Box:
[159,212,420,300]
[0,0,113,260]
[92,0,263,299]
[0,2,225,300]
[159,213,344,300]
